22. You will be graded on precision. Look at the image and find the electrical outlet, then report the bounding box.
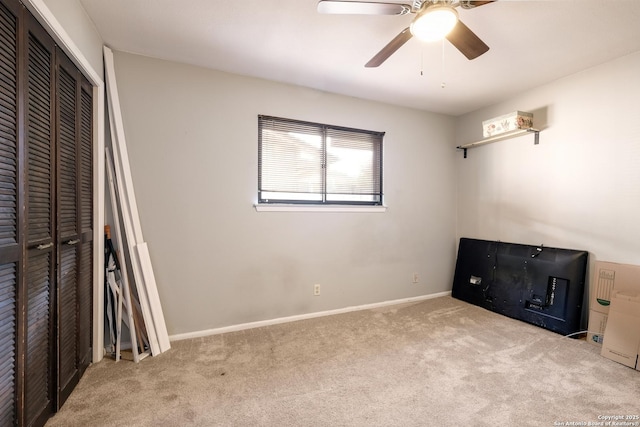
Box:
[314,284,321,296]
[412,273,419,284]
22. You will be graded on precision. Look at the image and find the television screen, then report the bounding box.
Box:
[452,238,588,336]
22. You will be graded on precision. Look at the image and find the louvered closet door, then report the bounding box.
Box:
[0,0,20,424]
[24,10,56,427]
[0,0,94,423]
[77,78,93,377]
[56,50,93,407]
[56,52,81,406]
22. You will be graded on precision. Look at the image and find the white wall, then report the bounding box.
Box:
[110,51,458,336]
[455,51,640,267]
[41,0,103,73]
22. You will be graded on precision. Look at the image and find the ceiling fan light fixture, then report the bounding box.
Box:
[410,5,459,42]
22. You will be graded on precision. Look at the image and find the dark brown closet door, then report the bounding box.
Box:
[0,0,94,423]
[56,50,93,407]
[0,0,20,424]
[77,78,93,377]
[23,10,56,427]
[56,52,80,407]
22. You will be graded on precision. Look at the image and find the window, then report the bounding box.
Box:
[258,115,384,205]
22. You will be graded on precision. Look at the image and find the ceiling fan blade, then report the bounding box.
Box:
[446,20,489,60]
[365,27,413,67]
[459,0,495,9]
[317,1,411,15]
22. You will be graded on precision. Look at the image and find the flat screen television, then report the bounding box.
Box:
[452,238,588,336]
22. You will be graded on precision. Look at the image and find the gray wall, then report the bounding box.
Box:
[111,51,458,336]
[455,51,640,267]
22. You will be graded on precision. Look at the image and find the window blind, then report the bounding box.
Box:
[258,115,383,205]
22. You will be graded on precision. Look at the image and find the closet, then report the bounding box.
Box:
[0,0,94,425]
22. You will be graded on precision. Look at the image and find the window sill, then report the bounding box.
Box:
[254,204,387,213]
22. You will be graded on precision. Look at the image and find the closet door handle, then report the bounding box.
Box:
[66,239,81,245]
[36,242,54,250]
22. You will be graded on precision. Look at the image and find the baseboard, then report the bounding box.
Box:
[169,291,451,342]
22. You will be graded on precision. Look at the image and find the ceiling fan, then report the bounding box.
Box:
[317,0,495,67]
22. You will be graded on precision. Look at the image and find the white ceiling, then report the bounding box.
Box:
[78,0,640,116]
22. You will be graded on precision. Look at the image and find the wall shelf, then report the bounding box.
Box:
[457,128,540,158]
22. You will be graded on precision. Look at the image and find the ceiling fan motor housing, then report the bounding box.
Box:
[410,2,459,42]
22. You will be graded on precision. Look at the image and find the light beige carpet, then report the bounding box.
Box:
[46,296,639,426]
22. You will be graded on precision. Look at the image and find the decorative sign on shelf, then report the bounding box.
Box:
[482,111,534,138]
